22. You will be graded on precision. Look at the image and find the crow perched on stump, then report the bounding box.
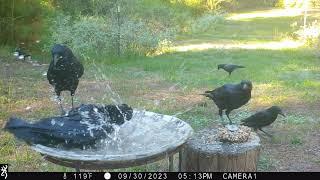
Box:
[241,106,285,137]
[4,104,133,149]
[201,80,252,124]
[217,64,245,76]
[47,44,84,115]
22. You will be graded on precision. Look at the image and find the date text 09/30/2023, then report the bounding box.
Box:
[115,172,257,180]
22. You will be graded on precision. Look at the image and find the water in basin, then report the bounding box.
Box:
[32,110,193,161]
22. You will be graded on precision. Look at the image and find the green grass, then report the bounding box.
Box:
[1,8,320,172]
[257,153,278,171]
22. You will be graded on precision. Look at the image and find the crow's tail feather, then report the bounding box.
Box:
[204,90,215,93]
[4,117,46,145]
[236,65,245,68]
[199,93,212,98]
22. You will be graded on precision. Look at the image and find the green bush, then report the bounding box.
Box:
[118,20,175,56]
[168,0,234,12]
[310,0,320,8]
[191,13,225,33]
[276,0,319,8]
[48,14,175,58]
[0,0,53,47]
[46,0,232,58]
[293,20,320,47]
[220,0,276,11]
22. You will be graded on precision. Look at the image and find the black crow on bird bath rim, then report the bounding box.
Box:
[241,106,285,137]
[201,80,252,125]
[218,64,245,76]
[47,44,84,115]
[4,104,133,149]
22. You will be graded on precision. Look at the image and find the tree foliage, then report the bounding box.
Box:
[0,0,52,47]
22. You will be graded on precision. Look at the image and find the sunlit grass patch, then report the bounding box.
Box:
[227,8,303,21]
[172,39,304,52]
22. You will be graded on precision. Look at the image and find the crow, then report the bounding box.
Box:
[4,104,133,149]
[47,44,84,115]
[201,80,252,124]
[241,106,285,137]
[217,64,245,76]
[13,47,31,61]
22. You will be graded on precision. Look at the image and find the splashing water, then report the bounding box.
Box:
[40,59,194,162]
[32,110,193,161]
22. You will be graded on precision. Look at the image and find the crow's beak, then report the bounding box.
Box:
[279,111,286,117]
[53,54,59,66]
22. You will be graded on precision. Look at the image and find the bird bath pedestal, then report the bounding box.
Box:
[181,127,261,171]
[31,110,194,172]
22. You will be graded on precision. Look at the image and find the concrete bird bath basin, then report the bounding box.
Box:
[32,110,194,171]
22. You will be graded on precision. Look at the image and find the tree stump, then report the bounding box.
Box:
[181,128,261,172]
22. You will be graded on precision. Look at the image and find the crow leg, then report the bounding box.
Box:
[58,96,66,115]
[71,95,74,109]
[219,109,223,118]
[218,109,225,124]
[259,128,272,137]
[225,109,233,124]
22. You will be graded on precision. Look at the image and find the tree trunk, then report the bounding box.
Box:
[181,128,261,172]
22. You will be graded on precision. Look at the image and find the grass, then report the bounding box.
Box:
[1,8,320,171]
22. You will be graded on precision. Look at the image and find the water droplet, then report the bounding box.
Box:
[51,119,56,125]
[58,121,64,126]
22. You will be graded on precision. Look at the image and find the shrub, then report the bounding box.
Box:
[48,14,175,58]
[276,0,319,8]
[191,13,225,33]
[117,20,175,56]
[168,0,235,12]
[0,0,53,47]
[294,20,320,47]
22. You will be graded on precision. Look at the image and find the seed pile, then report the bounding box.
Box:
[217,125,251,143]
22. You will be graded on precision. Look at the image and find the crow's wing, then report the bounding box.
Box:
[47,62,56,85]
[74,59,84,78]
[226,84,251,109]
[208,84,235,108]
[224,64,244,71]
[5,114,112,148]
[241,110,272,127]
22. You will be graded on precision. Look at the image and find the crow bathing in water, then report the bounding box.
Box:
[241,106,285,137]
[47,44,84,115]
[4,104,133,149]
[217,64,245,76]
[201,80,252,124]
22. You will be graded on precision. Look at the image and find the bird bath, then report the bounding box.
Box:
[32,110,194,171]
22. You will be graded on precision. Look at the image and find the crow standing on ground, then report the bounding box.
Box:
[4,104,133,149]
[201,80,252,124]
[13,47,31,61]
[241,106,285,137]
[47,44,84,115]
[218,64,245,76]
